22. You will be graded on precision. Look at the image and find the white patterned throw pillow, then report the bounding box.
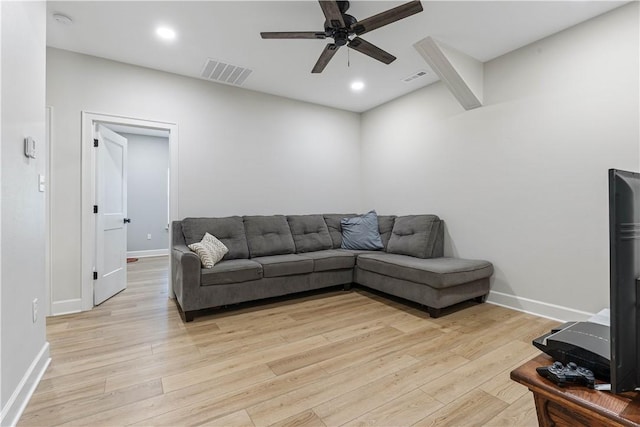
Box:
[188,232,229,268]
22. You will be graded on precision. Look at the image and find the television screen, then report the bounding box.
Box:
[609,169,640,393]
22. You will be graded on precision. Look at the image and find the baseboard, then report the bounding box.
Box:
[127,249,168,258]
[487,290,595,322]
[0,342,51,427]
[51,298,82,316]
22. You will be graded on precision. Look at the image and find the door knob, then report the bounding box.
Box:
[124,218,131,224]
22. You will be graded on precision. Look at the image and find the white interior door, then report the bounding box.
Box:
[95,125,128,305]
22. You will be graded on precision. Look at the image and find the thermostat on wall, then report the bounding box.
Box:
[24,137,36,159]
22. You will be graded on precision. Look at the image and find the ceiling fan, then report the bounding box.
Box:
[260,0,423,73]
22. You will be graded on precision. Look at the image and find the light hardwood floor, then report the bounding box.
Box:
[20,256,558,426]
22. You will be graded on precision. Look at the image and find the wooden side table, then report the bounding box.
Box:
[511,354,640,426]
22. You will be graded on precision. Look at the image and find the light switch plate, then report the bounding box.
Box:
[38,174,45,192]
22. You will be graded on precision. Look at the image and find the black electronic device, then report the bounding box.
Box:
[609,169,640,393]
[534,170,640,394]
[537,361,595,388]
[533,321,611,382]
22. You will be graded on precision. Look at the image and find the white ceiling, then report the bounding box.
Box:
[46,1,627,112]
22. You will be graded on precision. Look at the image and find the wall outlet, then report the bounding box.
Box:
[147,233,152,240]
[32,298,38,323]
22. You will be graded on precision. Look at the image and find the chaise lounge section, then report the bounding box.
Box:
[171,213,493,321]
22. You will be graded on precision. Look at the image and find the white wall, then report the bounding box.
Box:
[46,4,638,321]
[361,3,639,320]
[122,133,170,254]
[46,48,361,308]
[1,2,50,425]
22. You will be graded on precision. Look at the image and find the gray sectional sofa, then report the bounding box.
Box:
[171,213,493,322]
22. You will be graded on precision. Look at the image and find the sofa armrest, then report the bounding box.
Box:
[172,244,202,311]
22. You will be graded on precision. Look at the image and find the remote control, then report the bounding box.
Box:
[536,361,595,388]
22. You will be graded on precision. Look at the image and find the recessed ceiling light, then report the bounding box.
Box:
[156,26,176,41]
[52,13,73,25]
[350,81,365,92]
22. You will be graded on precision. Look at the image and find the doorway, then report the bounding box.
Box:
[80,112,178,311]
[105,124,171,260]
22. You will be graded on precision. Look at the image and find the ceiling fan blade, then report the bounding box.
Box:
[261,31,326,39]
[318,1,345,28]
[351,0,423,36]
[312,43,340,73]
[348,37,396,64]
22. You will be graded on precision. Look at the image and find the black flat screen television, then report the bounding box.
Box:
[609,168,640,393]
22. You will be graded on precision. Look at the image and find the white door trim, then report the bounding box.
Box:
[45,106,53,316]
[81,112,179,311]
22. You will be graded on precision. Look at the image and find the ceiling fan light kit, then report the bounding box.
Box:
[260,0,423,74]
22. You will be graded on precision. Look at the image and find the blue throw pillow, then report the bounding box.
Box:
[340,210,384,250]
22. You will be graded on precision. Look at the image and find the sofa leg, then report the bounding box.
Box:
[427,307,442,318]
[173,298,195,322]
[183,310,196,322]
[474,294,488,304]
[343,283,352,291]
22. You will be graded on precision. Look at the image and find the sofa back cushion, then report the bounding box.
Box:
[244,215,296,258]
[323,214,357,249]
[377,215,396,250]
[287,215,333,253]
[387,215,442,259]
[181,216,249,260]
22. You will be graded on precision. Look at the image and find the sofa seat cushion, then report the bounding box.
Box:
[357,253,493,289]
[201,259,263,286]
[252,254,314,278]
[182,216,249,260]
[301,250,355,272]
[287,215,332,253]
[336,249,381,257]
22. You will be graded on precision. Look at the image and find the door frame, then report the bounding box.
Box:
[80,112,179,311]
[45,106,53,316]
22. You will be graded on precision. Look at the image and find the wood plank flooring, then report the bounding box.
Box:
[19,256,559,426]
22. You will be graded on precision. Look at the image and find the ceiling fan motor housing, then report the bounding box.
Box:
[324,13,357,45]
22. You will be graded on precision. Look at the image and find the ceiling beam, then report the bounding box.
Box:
[414,36,484,110]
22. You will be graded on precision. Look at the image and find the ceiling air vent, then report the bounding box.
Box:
[200,59,253,86]
[402,70,428,83]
